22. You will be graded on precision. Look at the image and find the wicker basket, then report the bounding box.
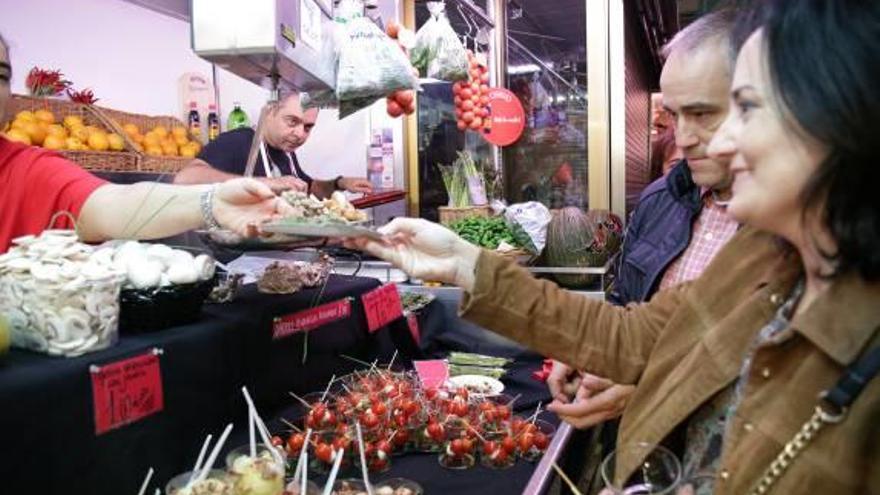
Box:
[438,205,492,225]
[90,105,196,175]
[7,95,140,172]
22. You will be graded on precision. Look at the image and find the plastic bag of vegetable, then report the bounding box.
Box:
[335,0,418,116]
[503,202,552,255]
[411,1,469,81]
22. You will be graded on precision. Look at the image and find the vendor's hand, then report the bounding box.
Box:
[546,373,635,430]
[338,177,373,194]
[546,361,581,403]
[344,217,481,291]
[260,176,308,194]
[213,178,294,236]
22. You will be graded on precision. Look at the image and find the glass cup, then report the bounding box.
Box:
[165,469,231,495]
[479,423,517,470]
[225,444,286,495]
[600,442,682,495]
[438,425,477,469]
[518,419,556,462]
[283,479,321,495]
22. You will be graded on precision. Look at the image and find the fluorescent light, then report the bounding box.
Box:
[508,64,542,75]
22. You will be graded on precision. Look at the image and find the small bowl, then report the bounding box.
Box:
[165,469,230,494]
[284,479,321,494]
[374,477,424,495]
[225,443,287,473]
[332,478,373,494]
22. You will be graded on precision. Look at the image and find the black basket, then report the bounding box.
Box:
[119,277,217,333]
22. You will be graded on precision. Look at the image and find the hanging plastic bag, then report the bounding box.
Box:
[503,202,553,254]
[412,2,468,81]
[335,0,418,115]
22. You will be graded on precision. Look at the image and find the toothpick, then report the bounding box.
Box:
[552,462,584,495]
[195,423,234,483]
[340,354,372,367]
[355,422,374,495]
[136,467,153,495]
[466,424,487,443]
[527,403,543,424]
[289,391,313,409]
[249,408,256,458]
[242,387,283,465]
[321,374,336,402]
[291,428,313,485]
[340,383,353,394]
[507,393,523,409]
[322,449,345,495]
[368,359,378,375]
[187,434,213,485]
[301,447,308,495]
[280,418,302,432]
[386,350,398,371]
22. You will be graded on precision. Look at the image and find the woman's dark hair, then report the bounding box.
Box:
[756,1,880,280]
[649,127,677,183]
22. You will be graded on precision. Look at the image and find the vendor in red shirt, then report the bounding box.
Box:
[0,34,294,253]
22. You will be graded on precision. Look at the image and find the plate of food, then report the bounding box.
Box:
[262,191,383,241]
[447,374,505,398]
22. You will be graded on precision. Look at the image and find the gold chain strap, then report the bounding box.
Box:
[748,404,846,495]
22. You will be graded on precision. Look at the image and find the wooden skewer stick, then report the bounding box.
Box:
[466,425,487,443]
[280,418,302,432]
[386,350,398,371]
[321,374,336,402]
[552,462,584,495]
[340,354,372,367]
[136,467,153,495]
[288,391,313,409]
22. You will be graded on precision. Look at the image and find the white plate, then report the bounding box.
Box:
[447,375,505,397]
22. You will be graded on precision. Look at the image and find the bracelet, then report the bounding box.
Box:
[200,186,222,231]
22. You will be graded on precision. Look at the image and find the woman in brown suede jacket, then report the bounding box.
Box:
[350,1,880,493]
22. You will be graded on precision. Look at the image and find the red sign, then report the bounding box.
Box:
[273,298,352,340]
[413,360,449,390]
[361,283,403,333]
[406,313,421,345]
[482,88,526,146]
[90,350,164,435]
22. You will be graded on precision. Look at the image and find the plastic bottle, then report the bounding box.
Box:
[187,102,201,139]
[207,104,221,141]
[227,102,250,130]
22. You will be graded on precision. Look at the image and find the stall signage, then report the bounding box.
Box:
[406,313,421,345]
[362,283,403,333]
[413,360,449,390]
[483,88,526,147]
[273,298,352,340]
[90,349,164,435]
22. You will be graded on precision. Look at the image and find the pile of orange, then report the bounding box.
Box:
[121,123,201,159]
[1,110,125,152]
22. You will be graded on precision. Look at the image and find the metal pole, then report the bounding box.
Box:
[486,0,507,181]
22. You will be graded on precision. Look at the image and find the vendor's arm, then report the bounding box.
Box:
[309,176,373,199]
[350,217,684,384]
[77,178,292,242]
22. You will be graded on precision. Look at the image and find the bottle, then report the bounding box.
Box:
[227,102,250,130]
[207,104,221,141]
[187,102,201,140]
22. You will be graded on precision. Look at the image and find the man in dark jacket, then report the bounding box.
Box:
[546,7,740,430]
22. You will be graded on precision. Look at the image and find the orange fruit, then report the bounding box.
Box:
[87,132,110,151]
[84,125,103,135]
[10,119,28,130]
[131,133,144,145]
[179,143,199,159]
[143,132,160,147]
[34,109,55,125]
[65,137,85,150]
[23,121,47,146]
[43,134,66,150]
[152,125,169,139]
[122,123,140,137]
[63,115,84,129]
[161,141,178,156]
[15,111,36,123]
[70,126,90,142]
[107,133,125,151]
[173,134,189,147]
[5,129,32,145]
[145,145,163,156]
[46,124,67,139]
[171,126,188,138]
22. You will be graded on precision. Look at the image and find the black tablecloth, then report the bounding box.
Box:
[0,275,420,494]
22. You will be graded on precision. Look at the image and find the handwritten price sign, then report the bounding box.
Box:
[90,350,164,435]
[273,298,352,340]
[361,283,404,333]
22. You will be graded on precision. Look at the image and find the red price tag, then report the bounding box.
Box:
[413,360,449,390]
[90,350,164,435]
[406,313,421,345]
[273,298,352,340]
[361,283,403,333]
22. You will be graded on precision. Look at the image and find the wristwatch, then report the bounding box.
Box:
[333,176,345,191]
[200,186,222,231]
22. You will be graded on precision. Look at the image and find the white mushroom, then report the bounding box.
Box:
[193,254,216,281]
[127,260,164,289]
[167,262,199,285]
